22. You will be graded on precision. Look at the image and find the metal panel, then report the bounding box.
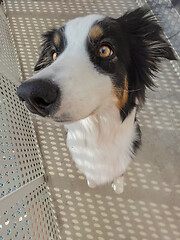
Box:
[0,7,21,84]
[0,4,61,239]
[0,72,61,239]
[0,178,60,240]
[146,0,180,57]
[0,74,44,198]
[136,0,180,74]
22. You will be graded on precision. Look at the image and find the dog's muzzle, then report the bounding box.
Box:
[17,79,60,117]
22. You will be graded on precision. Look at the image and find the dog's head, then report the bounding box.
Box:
[17,8,176,123]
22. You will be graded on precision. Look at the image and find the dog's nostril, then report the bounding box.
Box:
[33,97,50,108]
[18,96,25,102]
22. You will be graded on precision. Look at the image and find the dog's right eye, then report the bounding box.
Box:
[99,45,113,58]
[52,52,57,61]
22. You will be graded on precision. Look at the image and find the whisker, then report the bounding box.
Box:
[115,87,142,93]
[120,107,127,118]
[123,88,142,93]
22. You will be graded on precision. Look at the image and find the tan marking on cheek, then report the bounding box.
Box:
[113,76,128,110]
[88,25,103,40]
[121,77,128,108]
[53,33,61,47]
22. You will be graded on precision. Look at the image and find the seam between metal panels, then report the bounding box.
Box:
[0,176,44,211]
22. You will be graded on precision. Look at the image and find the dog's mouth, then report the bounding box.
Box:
[52,106,100,124]
[24,102,48,117]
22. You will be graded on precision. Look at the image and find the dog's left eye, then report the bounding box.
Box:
[52,52,57,61]
[99,45,113,58]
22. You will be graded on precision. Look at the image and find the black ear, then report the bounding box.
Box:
[34,29,58,71]
[118,7,176,104]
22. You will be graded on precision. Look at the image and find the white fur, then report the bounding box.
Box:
[65,103,138,186]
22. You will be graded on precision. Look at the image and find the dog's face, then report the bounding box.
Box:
[17,8,176,123]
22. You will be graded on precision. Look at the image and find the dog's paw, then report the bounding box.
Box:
[87,179,97,188]
[112,175,124,194]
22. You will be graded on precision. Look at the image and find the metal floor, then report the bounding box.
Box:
[2,0,180,240]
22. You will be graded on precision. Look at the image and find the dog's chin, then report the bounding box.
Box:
[52,107,100,124]
[52,116,74,124]
[52,115,86,124]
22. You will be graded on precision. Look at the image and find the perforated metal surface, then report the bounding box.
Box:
[0,74,44,198]
[0,7,21,84]
[2,0,180,240]
[146,0,180,57]
[0,74,60,239]
[0,3,60,239]
[0,181,58,240]
[0,180,60,240]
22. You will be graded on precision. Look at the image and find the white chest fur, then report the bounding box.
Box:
[65,104,138,186]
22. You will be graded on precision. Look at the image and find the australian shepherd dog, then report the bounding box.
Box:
[17,8,176,193]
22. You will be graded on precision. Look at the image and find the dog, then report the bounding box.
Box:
[17,7,176,193]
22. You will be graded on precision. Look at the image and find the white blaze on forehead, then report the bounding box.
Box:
[51,14,112,122]
[64,14,105,49]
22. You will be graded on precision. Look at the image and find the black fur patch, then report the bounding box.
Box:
[132,121,142,155]
[119,7,176,104]
[87,7,176,121]
[34,26,66,71]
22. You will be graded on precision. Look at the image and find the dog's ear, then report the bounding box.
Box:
[34,29,59,71]
[118,7,176,104]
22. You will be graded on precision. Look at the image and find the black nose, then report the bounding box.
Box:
[17,79,60,117]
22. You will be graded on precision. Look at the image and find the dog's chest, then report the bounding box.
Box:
[65,107,137,185]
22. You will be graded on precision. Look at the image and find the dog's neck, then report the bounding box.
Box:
[65,99,137,148]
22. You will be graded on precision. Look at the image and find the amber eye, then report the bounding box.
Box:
[52,52,57,61]
[99,45,113,58]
